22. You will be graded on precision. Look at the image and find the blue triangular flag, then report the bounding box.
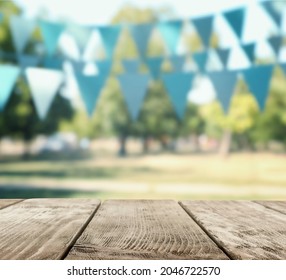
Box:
[0,65,20,111]
[268,35,282,56]
[216,48,230,68]
[71,60,86,73]
[122,59,140,73]
[95,60,112,76]
[25,68,64,119]
[98,25,121,58]
[193,51,209,72]
[242,65,274,110]
[17,54,40,70]
[162,72,194,119]
[192,15,214,48]
[208,70,238,113]
[75,72,107,117]
[118,73,150,120]
[261,1,282,28]
[169,55,186,72]
[39,21,65,56]
[9,16,35,53]
[158,20,183,54]
[43,56,63,70]
[129,23,154,57]
[241,43,256,63]
[223,8,245,40]
[146,56,164,79]
[67,24,92,54]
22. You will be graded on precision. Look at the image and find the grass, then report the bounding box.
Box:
[0,152,286,200]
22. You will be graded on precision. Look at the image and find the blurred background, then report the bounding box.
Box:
[0,0,285,200]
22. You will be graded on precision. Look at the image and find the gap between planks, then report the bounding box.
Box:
[0,199,25,210]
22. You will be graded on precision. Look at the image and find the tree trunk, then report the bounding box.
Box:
[118,135,127,157]
[219,130,232,157]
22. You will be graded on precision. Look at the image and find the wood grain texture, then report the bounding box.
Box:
[180,201,286,260]
[0,199,23,209]
[255,201,286,215]
[0,198,100,260]
[66,200,228,260]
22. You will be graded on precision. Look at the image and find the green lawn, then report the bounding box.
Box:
[0,153,286,200]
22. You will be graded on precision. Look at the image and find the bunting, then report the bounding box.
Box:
[169,55,186,72]
[193,51,209,72]
[241,43,256,63]
[0,65,20,111]
[122,59,140,73]
[17,54,40,70]
[242,65,273,110]
[118,73,150,120]
[223,8,245,40]
[268,35,282,56]
[192,15,214,48]
[43,56,64,70]
[95,60,113,76]
[162,72,194,119]
[208,70,238,113]
[146,56,164,79]
[25,68,64,119]
[261,1,282,28]
[216,48,230,68]
[67,24,92,54]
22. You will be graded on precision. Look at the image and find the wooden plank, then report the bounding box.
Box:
[66,200,228,260]
[255,201,286,215]
[180,201,286,260]
[0,199,23,210]
[0,198,100,260]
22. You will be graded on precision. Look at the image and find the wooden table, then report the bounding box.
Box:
[0,199,286,260]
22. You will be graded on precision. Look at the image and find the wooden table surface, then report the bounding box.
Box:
[0,199,286,260]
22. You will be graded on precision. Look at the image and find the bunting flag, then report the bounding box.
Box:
[25,68,64,119]
[242,65,274,110]
[71,60,86,73]
[279,63,286,76]
[158,20,183,54]
[169,55,186,72]
[129,23,154,57]
[261,1,282,28]
[75,72,107,117]
[162,72,194,119]
[43,56,63,70]
[95,60,112,76]
[193,51,209,72]
[216,48,230,68]
[146,56,164,79]
[208,70,238,113]
[241,43,256,63]
[122,59,140,73]
[67,24,92,54]
[192,15,214,48]
[223,8,245,40]
[118,73,150,120]
[17,54,40,70]
[98,25,121,59]
[9,16,35,53]
[39,21,65,56]
[268,35,282,56]
[0,65,20,111]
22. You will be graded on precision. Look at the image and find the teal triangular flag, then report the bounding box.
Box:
[0,65,20,111]
[162,72,194,119]
[241,43,256,63]
[268,35,282,56]
[146,56,164,79]
[158,20,183,54]
[192,15,214,48]
[43,56,63,70]
[242,65,274,110]
[25,68,64,119]
[39,21,65,55]
[71,60,86,73]
[261,1,282,28]
[223,8,245,40]
[9,16,35,53]
[67,24,92,54]
[193,51,208,72]
[95,60,112,76]
[75,72,107,117]
[129,23,154,57]
[118,73,150,120]
[169,55,186,72]
[122,59,140,73]
[98,25,121,58]
[216,48,230,68]
[17,54,40,70]
[208,70,238,113]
